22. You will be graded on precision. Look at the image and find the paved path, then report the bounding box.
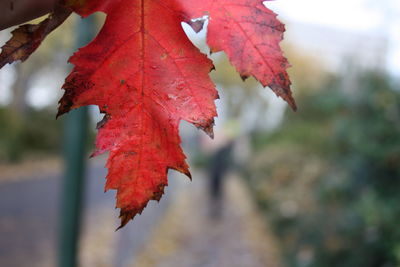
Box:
[0,159,177,267]
[133,174,281,267]
[0,160,280,267]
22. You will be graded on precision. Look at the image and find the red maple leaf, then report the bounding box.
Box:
[0,0,294,228]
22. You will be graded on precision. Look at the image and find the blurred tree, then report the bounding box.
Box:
[0,14,76,161]
[248,70,400,267]
[0,13,104,162]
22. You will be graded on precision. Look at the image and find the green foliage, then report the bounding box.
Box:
[248,71,400,267]
[0,108,63,162]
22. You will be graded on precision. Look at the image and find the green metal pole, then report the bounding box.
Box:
[58,16,96,267]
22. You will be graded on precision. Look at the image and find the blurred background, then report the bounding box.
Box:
[0,0,399,266]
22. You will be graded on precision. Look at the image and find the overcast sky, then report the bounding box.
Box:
[265,0,400,76]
